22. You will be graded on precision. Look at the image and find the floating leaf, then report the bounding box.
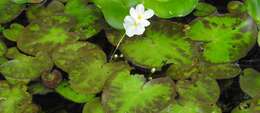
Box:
[0,53,53,84]
[240,68,260,97]
[83,98,105,113]
[12,0,43,4]
[92,0,139,29]
[102,70,175,113]
[187,15,257,63]
[17,23,79,55]
[246,0,260,23]
[52,42,106,72]
[193,2,216,17]
[143,0,198,18]
[5,47,25,59]
[0,81,39,113]
[65,0,103,39]
[0,0,24,24]
[166,62,241,80]
[0,41,7,56]
[227,1,246,14]
[160,100,221,113]
[55,81,95,103]
[120,21,195,69]
[176,76,220,104]
[69,61,130,94]
[3,23,24,42]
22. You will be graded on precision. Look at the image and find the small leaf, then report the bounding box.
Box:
[55,81,95,103]
[240,68,260,97]
[232,97,260,113]
[3,23,24,42]
[102,70,175,113]
[0,41,7,56]
[83,98,105,113]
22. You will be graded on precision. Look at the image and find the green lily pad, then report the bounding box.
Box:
[3,23,24,42]
[166,62,241,80]
[12,0,43,4]
[193,2,217,17]
[65,0,103,39]
[52,42,106,72]
[143,0,198,18]
[83,98,105,113]
[187,15,257,63]
[17,23,79,55]
[0,40,7,56]
[176,76,220,104]
[240,68,260,97]
[0,0,24,24]
[55,81,95,103]
[160,100,221,113]
[120,21,195,69]
[0,53,53,84]
[0,81,39,113]
[102,70,175,113]
[69,61,131,94]
[246,0,260,23]
[5,47,25,59]
[227,1,246,14]
[92,0,139,29]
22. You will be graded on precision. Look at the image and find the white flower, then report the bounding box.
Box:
[123,4,154,37]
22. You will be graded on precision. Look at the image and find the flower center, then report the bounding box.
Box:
[137,15,143,20]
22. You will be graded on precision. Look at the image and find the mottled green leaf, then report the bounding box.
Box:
[55,81,95,103]
[160,100,221,113]
[17,23,79,55]
[83,98,105,113]
[176,76,220,104]
[120,21,195,69]
[0,53,53,84]
[0,41,7,56]
[187,15,257,63]
[5,47,25,59]
[227,1,246,14]
[102,70,175,113]
[0,81,39,113]
[65,0,103,39]
[0,0,24,24]
[240,68,260,97]
[3,23,24,42]
[52,42,106,72]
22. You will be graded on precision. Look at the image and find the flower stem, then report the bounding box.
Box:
[109,33,126,61]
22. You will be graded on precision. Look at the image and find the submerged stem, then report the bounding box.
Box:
[109,33,126,61]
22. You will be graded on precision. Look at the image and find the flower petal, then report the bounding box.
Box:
[126,28,135,37]
[124,16,135,24]
[130,8,137,19]
[144,9,154,19]
[136,4,145,14]
[141,20,150,27]
[135,25,145,35]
